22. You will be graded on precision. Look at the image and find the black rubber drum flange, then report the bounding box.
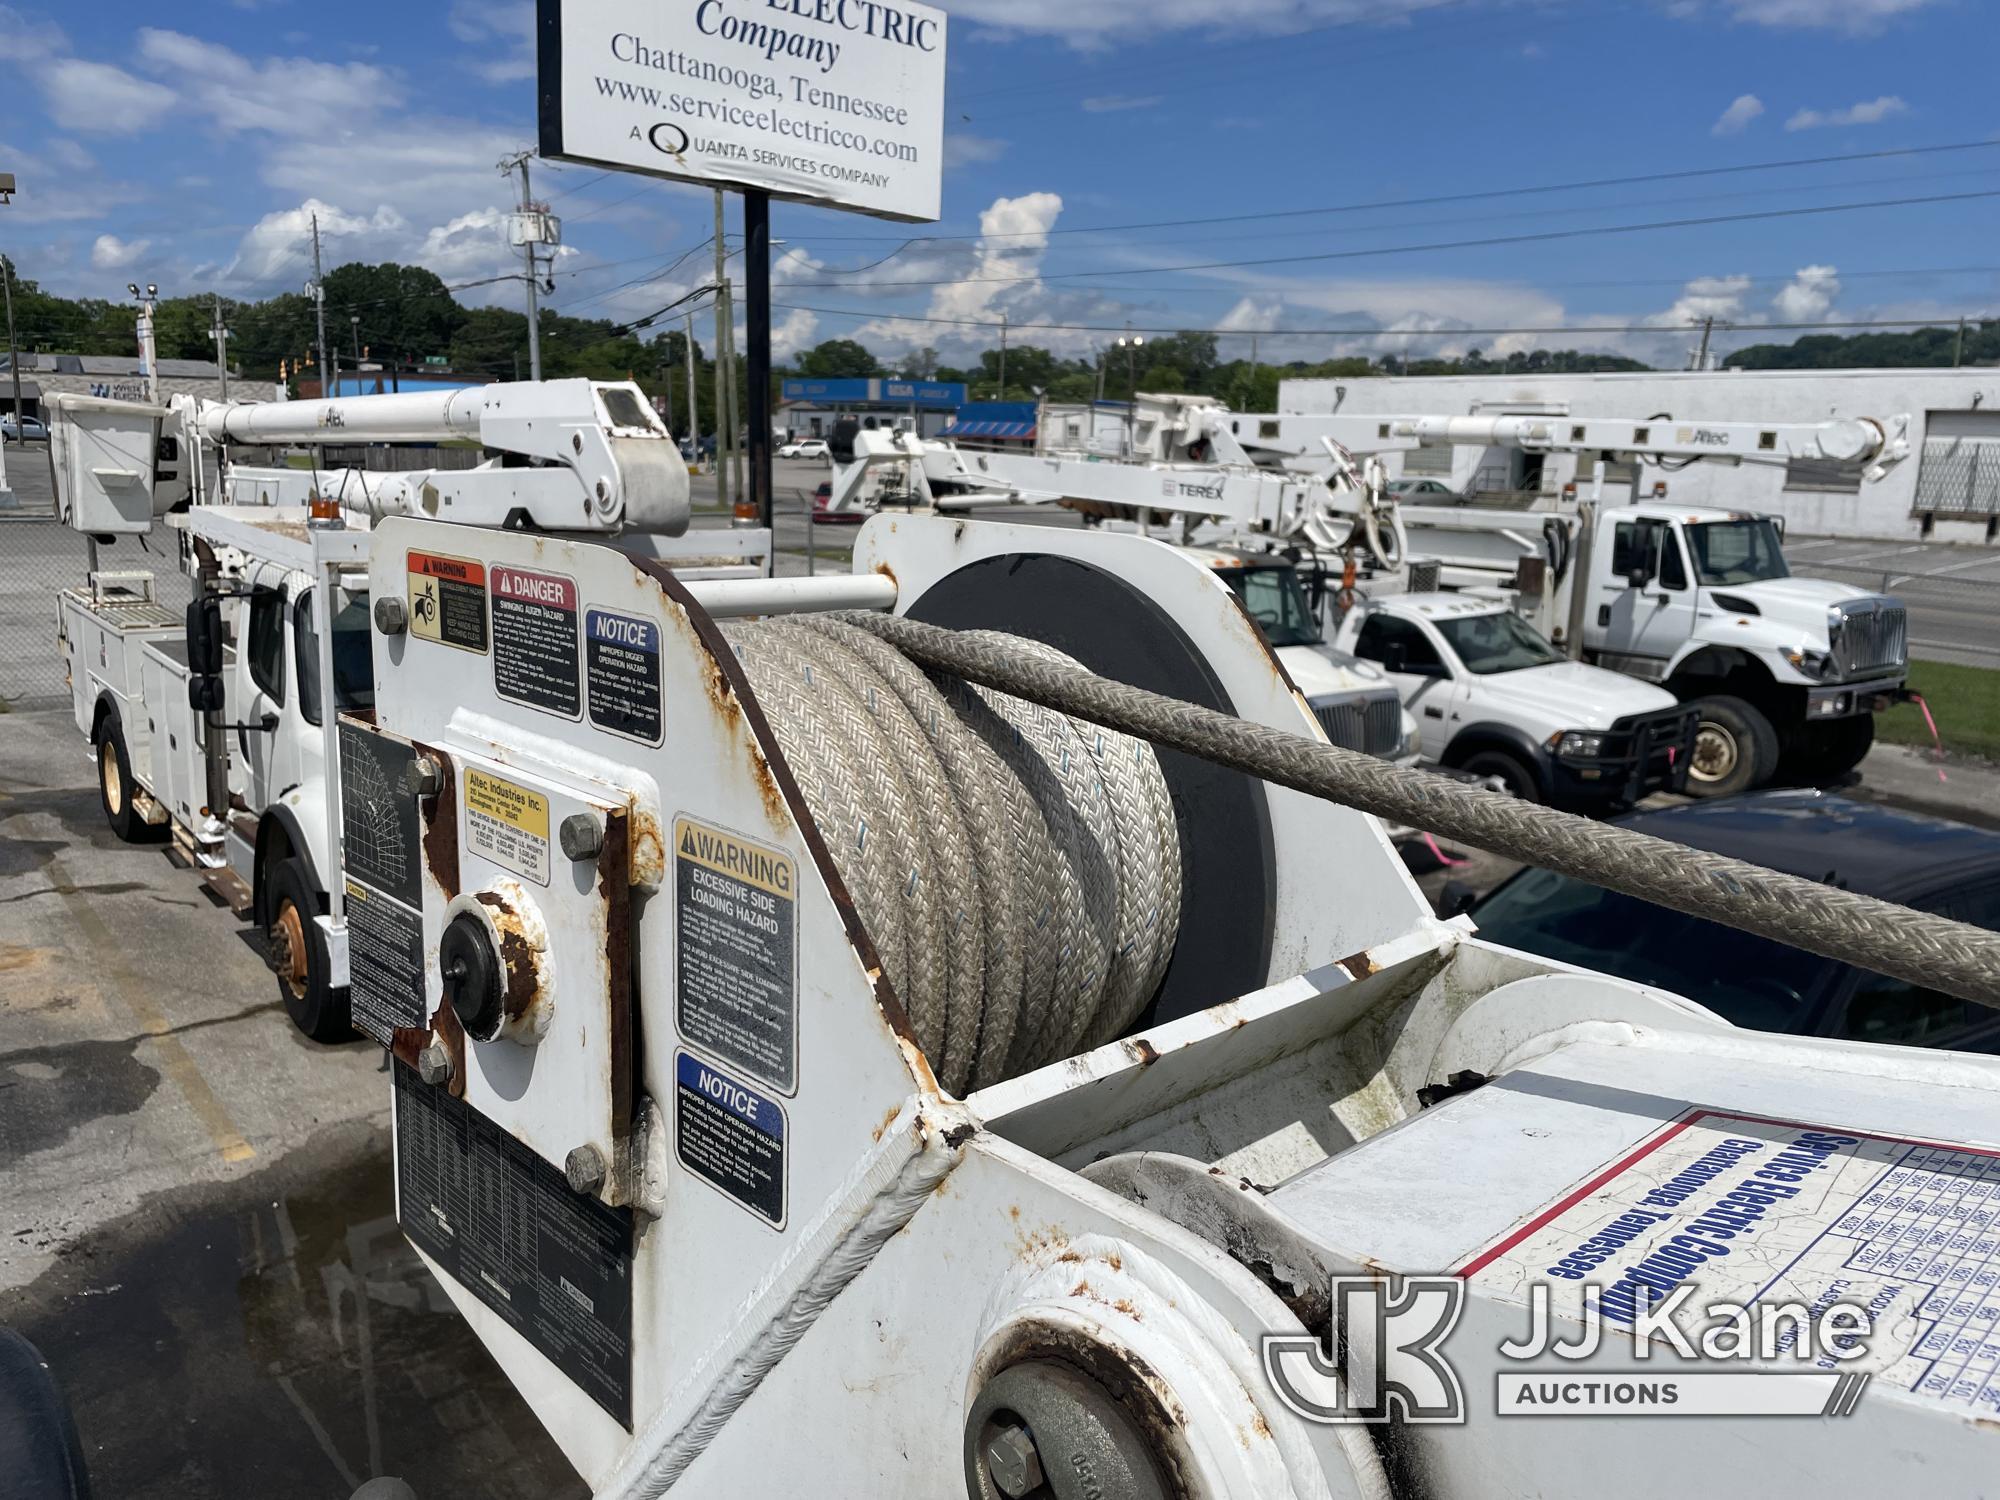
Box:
[904,553,1276,1026]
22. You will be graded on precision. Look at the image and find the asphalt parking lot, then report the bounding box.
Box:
[0,707,584,1498]
[1787,535,2000,669]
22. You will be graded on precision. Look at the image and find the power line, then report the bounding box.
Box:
[773,302,2000,339]
[787,188,2000,289]
[797,139,2000,245]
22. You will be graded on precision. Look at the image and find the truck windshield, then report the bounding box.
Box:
[295,590,377,726]
[1687,519,1790,586]
[1433,611,1564,675]
[1225,567,1322,648]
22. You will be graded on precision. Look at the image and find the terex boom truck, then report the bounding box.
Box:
[50,380,754,1040]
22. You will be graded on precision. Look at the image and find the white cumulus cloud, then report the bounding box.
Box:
[90,234,149,271]
[1784,95,1908,131]
[1772,264,1840,320]
[1711,94,1764,135]
[41,59,177,135]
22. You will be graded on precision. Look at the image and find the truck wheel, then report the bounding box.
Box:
[94,716,161,844]
[1788,715,1876,786]
[1462,750,1540,802]
[267,857,352,1043]
[1686,696,1778,799]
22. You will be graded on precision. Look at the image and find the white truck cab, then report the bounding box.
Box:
[1580,504,1906,794]
[1333,592,1696,809]
[1183,545,1420,765]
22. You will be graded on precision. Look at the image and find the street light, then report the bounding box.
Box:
[1115,334,1146,456]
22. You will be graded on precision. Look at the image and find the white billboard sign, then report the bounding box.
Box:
[538,0,947,223]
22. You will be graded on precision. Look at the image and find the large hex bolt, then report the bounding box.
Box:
[373,595,409,637]
[416,1043,453,1087]
[403,756,442,799]
[559,813,604,862]
[982,1422,1045,1498]
[566,1144,607,1196]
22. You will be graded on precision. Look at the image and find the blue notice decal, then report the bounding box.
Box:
[584,608,664,744]
[674,1051,787,1227]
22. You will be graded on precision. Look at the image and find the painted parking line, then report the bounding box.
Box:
[1908,552,2000,579]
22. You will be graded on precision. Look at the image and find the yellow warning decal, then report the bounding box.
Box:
[674,817,795,899]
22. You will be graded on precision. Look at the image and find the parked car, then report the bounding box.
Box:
[1385,477,1458,500]
[811,480,864,524]
[1,414,48,442]
[780,438,831,460]
[1465,790,2000,1051]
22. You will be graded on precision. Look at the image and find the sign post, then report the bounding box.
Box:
[537,0,948,567]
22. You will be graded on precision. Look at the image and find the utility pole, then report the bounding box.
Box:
[130,282,160,403]
[712,190,734,511]
[744,188,773,546]
[1693,315,1716,372]
[309,212,331,401]
[1955,317,1967,368]
[211,297,230,401]
[998,313,1008,401]
[501,152,545,381]
[684,311,700,456]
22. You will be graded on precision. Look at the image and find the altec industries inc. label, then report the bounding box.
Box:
[1459,1110,2000,1415]
[338,722,427,1046]
[395,1065,634,1426]
[674,1050,787,1229]
[585,608,664,744]
[674,816,798,1094]
[407,551,489,654]
[464,768,551,887]
[491,564,581,719]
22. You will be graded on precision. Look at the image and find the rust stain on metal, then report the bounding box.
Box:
[1338,947,1381,980]
[871,1104,902,1143]
[598,808,635,1133]
[1128,1037,1162,1068]
[627,803,665,888]
[418,742,460,902]
[476,890,544,1024]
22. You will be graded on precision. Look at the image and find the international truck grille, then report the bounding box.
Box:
[1312,691,1404,757]
[1831,598,1908,678]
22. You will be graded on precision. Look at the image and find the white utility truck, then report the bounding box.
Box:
[50,380,756,1041]
[1331,592,1694,807]
[327,489,2000,1499]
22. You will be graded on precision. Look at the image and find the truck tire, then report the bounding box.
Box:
[1462,749,1541,803]
[267,857,352,1043]
[94,715,161,845]
[1788,715,1876,786]
[1685,696,1778,799]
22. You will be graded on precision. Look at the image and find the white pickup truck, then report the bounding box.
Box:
[1332,592,1697,810]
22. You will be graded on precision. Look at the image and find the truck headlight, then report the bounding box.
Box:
[1785,647,1835,680]
[1398,720,1422,761]
[1551,731,1606,760]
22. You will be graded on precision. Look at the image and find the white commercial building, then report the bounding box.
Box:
[1280,367,2000,545]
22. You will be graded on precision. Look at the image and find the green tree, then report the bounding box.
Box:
[796,338,879,378]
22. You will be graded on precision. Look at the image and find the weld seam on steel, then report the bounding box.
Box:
[840,612,2000,1013]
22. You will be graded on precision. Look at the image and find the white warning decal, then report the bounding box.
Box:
[1459,1110,2000,1415]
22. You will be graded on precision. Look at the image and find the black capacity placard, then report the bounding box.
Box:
[395,1065,634,1427]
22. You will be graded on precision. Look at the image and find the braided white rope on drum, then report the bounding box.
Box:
[721,618,1183,1093]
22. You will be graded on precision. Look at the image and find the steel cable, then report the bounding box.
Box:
[836,611,2000,1014]
[721,617,1182,1092]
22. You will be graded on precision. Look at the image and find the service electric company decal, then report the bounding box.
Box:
[1456,1111,2000,1414]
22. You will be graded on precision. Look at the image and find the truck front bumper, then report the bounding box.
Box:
[1544,705,1700,807]
[1808,676,1907,721]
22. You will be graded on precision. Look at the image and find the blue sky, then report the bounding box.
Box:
[1,0,1995,367]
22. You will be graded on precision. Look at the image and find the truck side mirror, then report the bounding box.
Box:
[1625,565,1652,590]
[1382,642,1409,674]
[185,597,225,676]
[188,675,226,714]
